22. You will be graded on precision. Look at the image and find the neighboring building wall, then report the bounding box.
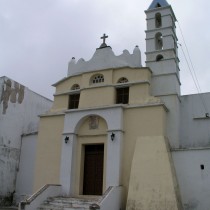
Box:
[172,149,210,210]
[15,133,38,203]
[171,93,210,210]
[180,93,210,148]
[0,76,52,203]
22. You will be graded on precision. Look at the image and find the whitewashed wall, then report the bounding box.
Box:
[174,93,210,209]
[0,76,52,202]
[15,133,38,203]
[180,93,210,148]
[172,150,210,210]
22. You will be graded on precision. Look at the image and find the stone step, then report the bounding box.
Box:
[48,196,99,202]
[37,196,100,210]
[38,205,63,210]
[39,204,88,209]
[38,204,88,210]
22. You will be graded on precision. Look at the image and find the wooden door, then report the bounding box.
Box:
[83,144,104,195]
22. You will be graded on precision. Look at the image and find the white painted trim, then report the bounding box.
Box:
[54,80,150,96]
[60,107,124,196]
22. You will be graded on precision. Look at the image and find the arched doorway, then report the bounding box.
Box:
[76,115,108,195]
[60,107,124,196]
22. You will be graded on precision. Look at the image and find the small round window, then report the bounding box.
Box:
[71,84,80,90]
[117,77,128,83]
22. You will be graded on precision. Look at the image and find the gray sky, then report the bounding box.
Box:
[1,0,210,99]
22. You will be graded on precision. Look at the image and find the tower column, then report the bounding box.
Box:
[145,0,181,148]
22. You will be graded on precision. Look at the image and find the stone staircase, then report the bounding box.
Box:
[37,196,101,210]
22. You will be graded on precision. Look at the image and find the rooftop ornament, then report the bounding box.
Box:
[100,33,108,48]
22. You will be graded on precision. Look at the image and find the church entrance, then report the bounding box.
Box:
[83,144,104,195]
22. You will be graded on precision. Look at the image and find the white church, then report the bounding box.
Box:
[1,0,210,209]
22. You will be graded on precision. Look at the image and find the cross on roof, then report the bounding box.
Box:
[101,33,108,44]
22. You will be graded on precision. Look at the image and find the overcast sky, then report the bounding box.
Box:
[1,0,210,100]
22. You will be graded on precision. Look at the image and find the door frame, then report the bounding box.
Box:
[78,139,106,195]
[82,144,104,195]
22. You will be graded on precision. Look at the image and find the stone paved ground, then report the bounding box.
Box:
[0,207,17,210]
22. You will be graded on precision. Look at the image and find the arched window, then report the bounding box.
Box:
[155,13,162,28]
[71,84,80,90]
[117,77,128,83]
[91,74,104,84]
[155,33,163,50]
[156,54,164,61]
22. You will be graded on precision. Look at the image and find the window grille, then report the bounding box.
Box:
[91,74,104,84]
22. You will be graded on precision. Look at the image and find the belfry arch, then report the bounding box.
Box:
[155,13,162,28]
[155,32,163,50]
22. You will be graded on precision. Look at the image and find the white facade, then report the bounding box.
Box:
[0,76,52,204]
[15,133,38,203]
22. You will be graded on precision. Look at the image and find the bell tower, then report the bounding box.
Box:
[145,0,180,148]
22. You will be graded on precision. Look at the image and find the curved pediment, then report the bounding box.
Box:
[68,46,142,76]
